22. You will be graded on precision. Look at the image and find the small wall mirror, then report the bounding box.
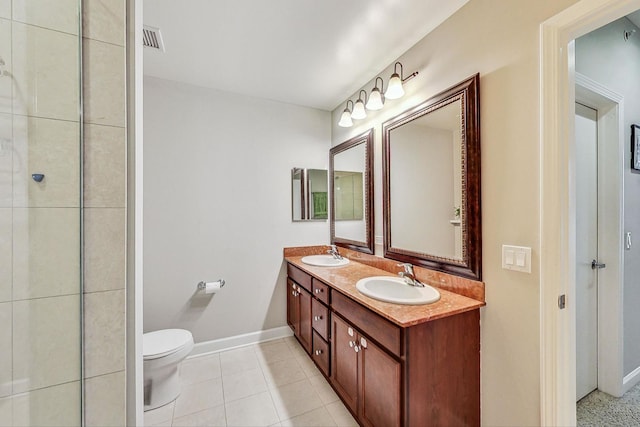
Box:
[382,74,481,279]
[291,168,328,221]
[330,129,374,253]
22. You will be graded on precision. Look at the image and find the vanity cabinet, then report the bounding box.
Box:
[285,260,481,427]
[287,264,328,356]
[286,276,312,354]
[332,314,401,427]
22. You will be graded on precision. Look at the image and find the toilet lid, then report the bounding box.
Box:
[144,329,193,359]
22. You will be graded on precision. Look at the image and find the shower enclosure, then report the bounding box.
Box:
[1,1,83,426]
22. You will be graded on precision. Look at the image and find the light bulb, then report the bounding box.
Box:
[351,99,366,119]
[338,109,353,127]
[385,73,404,99]
[366,88,384,110]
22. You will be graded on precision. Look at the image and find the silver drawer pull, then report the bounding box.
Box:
[314,288,322,294]
[314,315,322,321]
[315,350,323,356]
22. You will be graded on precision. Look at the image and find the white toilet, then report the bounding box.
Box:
[143,329,194,411]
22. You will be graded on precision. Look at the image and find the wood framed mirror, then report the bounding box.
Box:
[382,74,481,279]
[330,129,374,254]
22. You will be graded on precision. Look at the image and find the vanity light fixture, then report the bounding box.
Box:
[338,100,354,127]
[351,90,368,120]
[366,77,385,111]
[385,62,418,100]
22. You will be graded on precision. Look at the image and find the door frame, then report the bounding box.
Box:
[540,0,639,425]
[575,73,624,398]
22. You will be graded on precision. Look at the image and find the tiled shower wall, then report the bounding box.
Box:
[0,1,127,426]
[82,0,127,426]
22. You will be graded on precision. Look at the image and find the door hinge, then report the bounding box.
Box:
[558,294,566,309]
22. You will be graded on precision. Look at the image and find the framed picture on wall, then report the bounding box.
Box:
[633,124,640,172]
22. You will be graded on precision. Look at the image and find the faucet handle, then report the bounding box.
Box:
[396,263,414,274]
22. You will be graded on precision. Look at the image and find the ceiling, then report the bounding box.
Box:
[143,0,469,111]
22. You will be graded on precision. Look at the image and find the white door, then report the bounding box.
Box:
[575,102,600,401]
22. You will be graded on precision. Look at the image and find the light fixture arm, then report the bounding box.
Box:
[375,76,384,93]
[358,89,368,103]
[393,61,418,83]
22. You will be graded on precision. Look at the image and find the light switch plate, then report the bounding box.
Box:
[502,245,532,273]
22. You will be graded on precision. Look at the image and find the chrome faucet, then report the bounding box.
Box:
[397,263,424,287]
[327,244,344,260]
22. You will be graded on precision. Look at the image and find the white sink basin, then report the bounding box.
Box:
[356,276,440,305]
[301,255,350,267]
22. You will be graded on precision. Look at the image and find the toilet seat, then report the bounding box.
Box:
[144,329,193,360]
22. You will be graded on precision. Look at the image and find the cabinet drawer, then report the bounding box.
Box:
[312,299,329,340]
[332,291,402,357]
[311,278,330,304]
[312,331,330,377]
[287,263,312,292]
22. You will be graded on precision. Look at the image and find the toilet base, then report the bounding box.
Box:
[144,363,181,411]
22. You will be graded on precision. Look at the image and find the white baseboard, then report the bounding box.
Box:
[187,326,294,359]
[623,365,640,394]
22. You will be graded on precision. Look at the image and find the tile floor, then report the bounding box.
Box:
[144,336,358,427]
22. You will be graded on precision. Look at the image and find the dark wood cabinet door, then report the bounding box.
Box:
[360,337,402,427]
[331,315,359,415]
[286,279,298,333]
[298,285,313,354]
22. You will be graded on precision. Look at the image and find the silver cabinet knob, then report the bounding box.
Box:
[314,288,322,294]
[314,315,322,321]
[360,337,367,349]
[315,350,323,356]
[354,345,360,353]
[347,327,354,337]
[348,340,355,348]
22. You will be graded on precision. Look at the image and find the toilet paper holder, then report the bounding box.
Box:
[197,279,225,291]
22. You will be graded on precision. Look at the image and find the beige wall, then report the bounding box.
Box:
[331,0,578,425]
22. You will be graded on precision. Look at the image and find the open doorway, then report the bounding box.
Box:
[540,1,640,425]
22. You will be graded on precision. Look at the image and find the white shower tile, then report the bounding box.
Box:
[12,208,80,299]
[83,0,125,46]
[83,124,125,207]
[0,113,11,207]
[0,395,11,427]
[12,0,78,34]
[0,303,10,398]
[84,208,125,292]
[83,39,124,127]
[0,208,10,303]
[0,2,9,19]
[12,295,80,393]
[12,381,81,427]
[84,290,125,378]
[84,371,125,427]
[12,116,80,208]
[0,19,11,115]
[12,23,79,121]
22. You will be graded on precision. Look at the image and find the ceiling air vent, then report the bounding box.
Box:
[143,25,165,52]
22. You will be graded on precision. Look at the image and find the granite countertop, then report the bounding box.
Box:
[285,255,485,328]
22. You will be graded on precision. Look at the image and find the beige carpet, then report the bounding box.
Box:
[577,384,640,426]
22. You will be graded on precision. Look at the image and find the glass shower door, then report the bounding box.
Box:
[0,1,82,426]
